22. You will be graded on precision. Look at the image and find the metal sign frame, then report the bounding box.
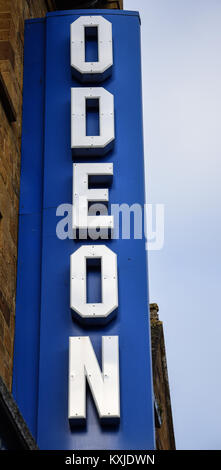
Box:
[13,9,155,450]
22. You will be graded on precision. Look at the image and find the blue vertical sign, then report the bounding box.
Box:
[13,10,155,450]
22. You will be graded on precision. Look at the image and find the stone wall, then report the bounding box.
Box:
[150,303,176,450]
[0,0,49,390]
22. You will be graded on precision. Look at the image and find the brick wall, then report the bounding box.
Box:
[0,0,49,391]
[150,304,176,450]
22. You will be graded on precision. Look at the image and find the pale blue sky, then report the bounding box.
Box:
[125,0,221,450]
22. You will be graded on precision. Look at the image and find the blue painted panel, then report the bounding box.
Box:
[12,214,42,437]
[14,10,155,450]
[19,20,46,215]
[12,19,46,438]
[37,10,155,449]
[37,210,154,450]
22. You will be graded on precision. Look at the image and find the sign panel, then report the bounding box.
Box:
[13,10,155,450]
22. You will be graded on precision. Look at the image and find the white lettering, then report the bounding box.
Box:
[68,336,120,424]
[70,244,118,324]
[70,16,113,82]
[71,87,115,157]
[73,162,113,239]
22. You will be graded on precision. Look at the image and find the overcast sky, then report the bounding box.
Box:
[125,0,221,450]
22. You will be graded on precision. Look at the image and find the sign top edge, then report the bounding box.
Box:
[46,9,140,19]
[25,10,141,25]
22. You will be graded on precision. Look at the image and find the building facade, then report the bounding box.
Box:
[0,0,175,450]
[150,303,176,450]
